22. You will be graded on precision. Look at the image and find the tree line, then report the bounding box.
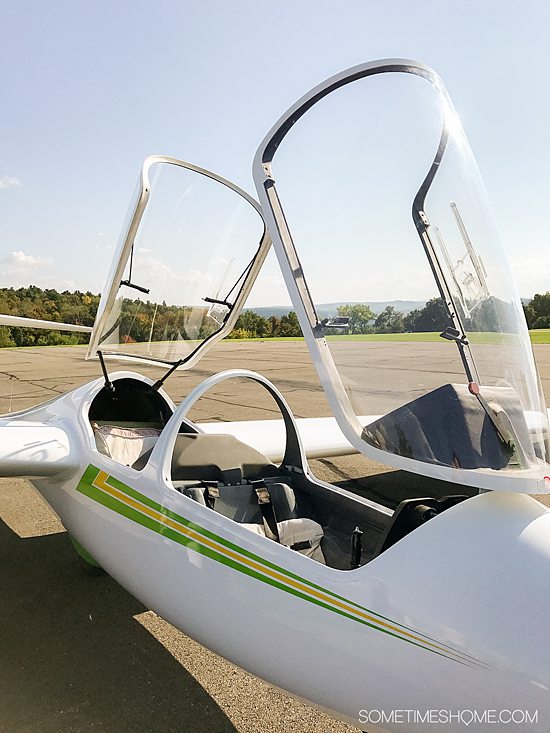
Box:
[232,298,458,337]
[336,300,450,334]
[0,286,549,347]
[0,286,100,347]
[231,292,550,337]
[227,310,303,338]
[0,286,306,346]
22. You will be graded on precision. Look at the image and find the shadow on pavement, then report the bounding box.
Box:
[0,519,237,733]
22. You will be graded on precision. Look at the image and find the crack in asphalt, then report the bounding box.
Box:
[0,371,65,396]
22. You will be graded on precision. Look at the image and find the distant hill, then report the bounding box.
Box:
[246,300,427,319]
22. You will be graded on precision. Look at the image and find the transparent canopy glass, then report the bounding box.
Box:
[255,61,550,492]
[88,157,269,367]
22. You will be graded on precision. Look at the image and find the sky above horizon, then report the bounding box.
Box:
[1,1,549,308]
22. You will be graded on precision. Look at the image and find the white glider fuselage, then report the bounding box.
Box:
[4,370,549,733]
[3,62,550,733]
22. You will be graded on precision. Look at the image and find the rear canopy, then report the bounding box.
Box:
[88,156,270,369]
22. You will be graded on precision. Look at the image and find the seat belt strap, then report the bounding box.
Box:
[290,539,312,551]
[252,481,280,542]
[201,481,219,510]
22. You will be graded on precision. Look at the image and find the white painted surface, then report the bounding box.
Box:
[1,371,549,731]
[198,415,377,461]
[0,421,76,477]
[0,314,92,332]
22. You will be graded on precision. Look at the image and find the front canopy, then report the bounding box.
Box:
[88,156,270,369]
[254,60,550,493]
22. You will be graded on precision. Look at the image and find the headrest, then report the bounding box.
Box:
[171,433,275,483]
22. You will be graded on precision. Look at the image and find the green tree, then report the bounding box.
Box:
[0,285,100,346]
[277,311,302,337]
[404,297,451,332]
[0,326,15,348]
[525,292,550,329]
[467,296,518,333]
[374,306,405,334]
[267,315,280,337]
[226,327,253,339]
[337,304,375,334]
[523,302,536,329]
[234,310,270,337]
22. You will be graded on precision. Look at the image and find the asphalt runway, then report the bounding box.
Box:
[1,340,550,732]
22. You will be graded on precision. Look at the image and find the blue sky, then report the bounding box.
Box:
[1,0,549,305]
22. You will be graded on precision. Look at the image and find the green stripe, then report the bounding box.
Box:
[83,466,398,622]
[77,465,486,668]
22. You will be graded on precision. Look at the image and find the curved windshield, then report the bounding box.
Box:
[255,61,549,492]
[88,157,268,367]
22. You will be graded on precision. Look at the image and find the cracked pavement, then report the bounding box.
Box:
[1,340,549,732]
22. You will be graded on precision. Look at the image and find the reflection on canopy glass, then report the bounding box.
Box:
[258,63,549,491]
[89,159,266,366]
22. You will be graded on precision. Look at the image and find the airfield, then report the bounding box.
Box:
[1,339,550,733]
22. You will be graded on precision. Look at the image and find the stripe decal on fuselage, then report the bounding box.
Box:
[76,464,489,669]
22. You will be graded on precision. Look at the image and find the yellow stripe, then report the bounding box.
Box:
[92,471,462,660]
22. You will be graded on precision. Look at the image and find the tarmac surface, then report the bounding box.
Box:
[1,340,550,732]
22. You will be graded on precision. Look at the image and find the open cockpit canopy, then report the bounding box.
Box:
[87,156,270,369]
[254,59,550,493]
